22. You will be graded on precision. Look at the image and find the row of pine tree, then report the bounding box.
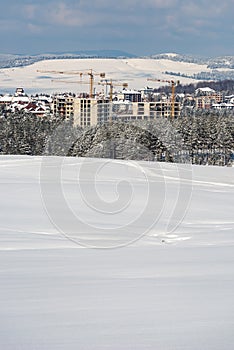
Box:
[0,110,233,166]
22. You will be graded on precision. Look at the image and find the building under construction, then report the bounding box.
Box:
[52,93,181,127]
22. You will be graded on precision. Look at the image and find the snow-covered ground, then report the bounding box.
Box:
[0,155,234,349]
[0,58,210,94]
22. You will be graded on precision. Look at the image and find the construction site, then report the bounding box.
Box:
[1,66,233,128]
[37,68,181,127]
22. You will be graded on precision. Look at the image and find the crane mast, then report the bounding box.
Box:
[147,78,179,119]
[98,79,128,101]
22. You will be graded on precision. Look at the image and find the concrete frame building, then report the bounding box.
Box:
[53,95,74,119]
[72,98,181,126]
[112,101,181,122]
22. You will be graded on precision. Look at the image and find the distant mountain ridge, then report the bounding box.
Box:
[148,52,234,69]
[0,50,234,69]
[44,50,137,58]
[0,50,136,69]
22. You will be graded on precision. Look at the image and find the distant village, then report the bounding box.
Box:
[0,83,234,128]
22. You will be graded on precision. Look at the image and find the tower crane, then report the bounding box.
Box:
[37,69,105,98]
[147,78,180,118]
[98,79,128,101]
[51,79,92,96]
[98,80,129,123]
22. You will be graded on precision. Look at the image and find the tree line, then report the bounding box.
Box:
[0,110,233,166]
[154,79,234,95]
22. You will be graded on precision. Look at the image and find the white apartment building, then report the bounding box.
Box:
[112,100,181,122]
[195,87,224,109]
[72,98,181,126]
[73,98,111,126]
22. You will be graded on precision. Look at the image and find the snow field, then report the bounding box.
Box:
[0,155,234,349]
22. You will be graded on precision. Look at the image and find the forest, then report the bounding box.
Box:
[154,79,234,95]
[0,110,233,166]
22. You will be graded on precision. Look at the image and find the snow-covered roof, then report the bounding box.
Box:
[163,52,178,57]
[212,103,234,108]
[37,95,53,102]
[0,95,13,102]
[113,100,132,105]
[122,89,141,94]
[11,96,30,103]
[195,87,215,93]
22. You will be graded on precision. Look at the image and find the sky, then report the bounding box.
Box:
[0,0,233,57]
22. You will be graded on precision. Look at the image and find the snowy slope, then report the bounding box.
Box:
[0,156,234,349]
[0,58,210,94]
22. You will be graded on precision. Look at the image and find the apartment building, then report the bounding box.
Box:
[117,89,142,103]
[195,97,214,109]
[195,87,224,109]
[72,97,181,126]
[73,98,112,126]
[53,95,74,119]
[112,100,181,122]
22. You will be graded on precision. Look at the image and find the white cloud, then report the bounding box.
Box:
[181,0,231,19]
[143,0,177,8]
[27,23,43,34]
[89,0,177,9]
[20,0,233,31]
[36,2,102,27]
[48,2,84,26]
[24,4,37,20]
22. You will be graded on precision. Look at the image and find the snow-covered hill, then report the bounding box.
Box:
[0,155,234,349]
[1,51,234,94]
[0,58,211,94]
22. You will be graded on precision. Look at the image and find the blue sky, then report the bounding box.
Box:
[0,0,233,56]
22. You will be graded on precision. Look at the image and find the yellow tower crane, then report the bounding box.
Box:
[97,80,129,123]
[51,79,93,95]
[147,78,180,119]
[98,79,128,101]
[37,69,105,98]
